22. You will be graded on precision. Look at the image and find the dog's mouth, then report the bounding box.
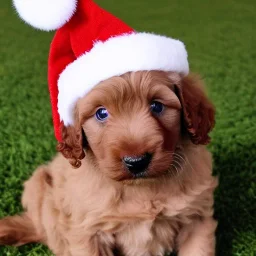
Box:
[130,169,149,179]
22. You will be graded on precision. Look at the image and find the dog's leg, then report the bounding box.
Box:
[0,213,40,246]
[177,217,217,256]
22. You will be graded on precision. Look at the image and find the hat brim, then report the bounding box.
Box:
[58,32,189,126]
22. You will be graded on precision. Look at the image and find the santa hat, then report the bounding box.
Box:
[13,0,189,141]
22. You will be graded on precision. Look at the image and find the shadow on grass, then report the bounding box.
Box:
[213,143,256,256]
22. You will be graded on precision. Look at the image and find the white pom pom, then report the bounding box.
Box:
[13,0,78,31]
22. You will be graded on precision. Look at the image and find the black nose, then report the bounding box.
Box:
[123,153,152,175]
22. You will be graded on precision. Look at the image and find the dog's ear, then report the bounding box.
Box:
[174,74,215,145]
[56,109,87,168]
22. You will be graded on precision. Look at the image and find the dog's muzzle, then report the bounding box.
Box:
[123,153,152,176]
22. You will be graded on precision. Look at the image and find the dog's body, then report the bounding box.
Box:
[0,71,218,256]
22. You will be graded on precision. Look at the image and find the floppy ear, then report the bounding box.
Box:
[175,74,215,145]
[56,109,87,168]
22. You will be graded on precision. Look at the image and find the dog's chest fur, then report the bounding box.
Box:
[111,199,182,255]
[93,187,212,256]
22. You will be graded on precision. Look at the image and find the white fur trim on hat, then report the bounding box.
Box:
[13,0,78,31]
[58,32,189,125]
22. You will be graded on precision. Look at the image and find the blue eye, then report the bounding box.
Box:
[150,101,164,114]
[95,108,109,121]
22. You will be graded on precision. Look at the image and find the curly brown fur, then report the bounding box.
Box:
[0,71,218,256]
[175,74,215,145]
[57,107,87,168]
[57,125,85,168]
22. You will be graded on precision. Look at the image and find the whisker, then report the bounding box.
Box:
[169,164,183,188]
[173,151,197,183]
[172,152,186,163]
[173,152,193,171]
[182,154,197,174]
[171,159,184,172]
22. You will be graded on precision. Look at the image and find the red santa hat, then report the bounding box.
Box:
[13,0,189,141]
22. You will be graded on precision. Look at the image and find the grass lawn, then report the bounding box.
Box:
[0,0,255,255]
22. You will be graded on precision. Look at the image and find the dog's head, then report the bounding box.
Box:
[57,71,215,181]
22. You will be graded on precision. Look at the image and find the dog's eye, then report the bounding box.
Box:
[150,101,164,114]
[95,107,109,121]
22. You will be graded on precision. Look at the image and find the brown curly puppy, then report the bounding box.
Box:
[0,71,217,256]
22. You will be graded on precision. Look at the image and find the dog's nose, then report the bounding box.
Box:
[123,153,152,175]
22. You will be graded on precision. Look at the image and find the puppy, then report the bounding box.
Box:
[0,71,218,256]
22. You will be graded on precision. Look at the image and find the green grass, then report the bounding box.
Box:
[0,0,255,255]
